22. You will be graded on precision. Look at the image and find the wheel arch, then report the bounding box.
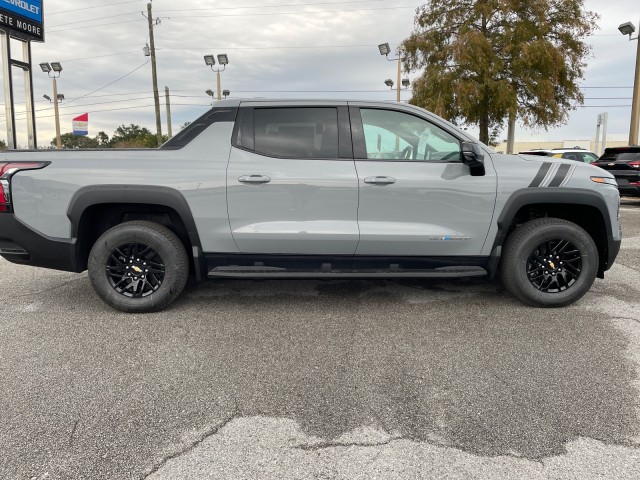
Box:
[67,185,204,279]
[493,188,613,278]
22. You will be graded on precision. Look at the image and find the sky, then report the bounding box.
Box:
[0,0,638,148]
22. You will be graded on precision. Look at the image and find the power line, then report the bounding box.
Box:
[59,51,141,63]
[157,0,390,12]
[48,0,142,15]
[49,19,145,33]
[157,43,401,51]
[49,12,143,29]
[48,5,418,32]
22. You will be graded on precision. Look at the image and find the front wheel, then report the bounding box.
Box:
[88,221,189,312]
[500,218,598,308]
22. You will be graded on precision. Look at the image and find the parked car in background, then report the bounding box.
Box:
[519,147,599,164]
[591,146,640,196]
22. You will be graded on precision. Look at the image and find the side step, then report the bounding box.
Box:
[208,265,487,279]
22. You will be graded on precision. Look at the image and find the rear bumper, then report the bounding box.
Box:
[0,214,78,272]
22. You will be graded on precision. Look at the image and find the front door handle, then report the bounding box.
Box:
[238,175,271,184]
[364,176,396,185]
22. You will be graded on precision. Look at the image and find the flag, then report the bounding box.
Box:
[72,113,89,136]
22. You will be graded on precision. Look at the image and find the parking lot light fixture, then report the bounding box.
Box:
[205,53,230,101]
[384,79,394,88]
[43,94,51,101]
[619,22,636,37]
[41,61,63,149]
[377,41,403,102]
[57,94,64,101]
[619,21,640,145]
[205,89,214,97]
[222,89,230,98]
[402,78,410,88]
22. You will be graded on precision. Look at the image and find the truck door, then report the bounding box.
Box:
[350,106,497,256]
[226,105,359,254]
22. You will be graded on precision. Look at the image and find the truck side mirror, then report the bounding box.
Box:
[461,141,485,177]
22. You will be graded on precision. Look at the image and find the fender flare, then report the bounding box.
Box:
[490,187,615,277]
[67,185,204,278]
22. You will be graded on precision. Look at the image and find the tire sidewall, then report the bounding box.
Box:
[88,223,187,312]
[509,223,598,307]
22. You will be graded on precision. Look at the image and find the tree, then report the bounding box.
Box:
[401,1,598,144]
[51,133,100,149]
[0,139,6,150]
[108,124,168,148]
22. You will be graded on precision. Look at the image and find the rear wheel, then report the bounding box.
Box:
[88,221,189,312]
[500,218,598,307]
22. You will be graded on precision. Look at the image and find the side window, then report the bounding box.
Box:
[360,108,461,161]
[253,108,339,159]
[582,153,598,163]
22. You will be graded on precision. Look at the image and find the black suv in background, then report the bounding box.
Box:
[592,146,640,196]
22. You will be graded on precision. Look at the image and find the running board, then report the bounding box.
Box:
[208,265,487,279]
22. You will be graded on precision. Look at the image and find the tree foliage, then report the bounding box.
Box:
[51,125,168,149]
[401,0,598,143]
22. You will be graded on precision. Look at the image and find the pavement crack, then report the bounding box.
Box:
[68,417,80,447]
[141,405,240,479]
[293,435,405,451]
[610,316,640,325]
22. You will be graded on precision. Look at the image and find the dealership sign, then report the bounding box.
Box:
[0,0,43,41]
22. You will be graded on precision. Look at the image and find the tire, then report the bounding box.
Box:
[500,218,598,308]
[88,221,189,313]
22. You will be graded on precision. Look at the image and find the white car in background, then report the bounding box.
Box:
[519,148,599,164]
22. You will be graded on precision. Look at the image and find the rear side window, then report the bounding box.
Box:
[253,108,339,159]
[600,151,640,161]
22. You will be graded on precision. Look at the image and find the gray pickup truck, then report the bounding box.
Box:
[0,99,622,312]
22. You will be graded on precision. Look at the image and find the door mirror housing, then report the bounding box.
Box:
[461,142,485,176]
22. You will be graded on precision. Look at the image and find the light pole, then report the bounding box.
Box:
[39,62,63,149]
[619,21,640,145]
[204,54,229,101]
[378,42,406,102]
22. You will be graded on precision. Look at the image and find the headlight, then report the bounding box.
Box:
[591,176,617,186]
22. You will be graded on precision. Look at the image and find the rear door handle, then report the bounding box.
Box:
[364,176,396,185]
[238,175,271,184]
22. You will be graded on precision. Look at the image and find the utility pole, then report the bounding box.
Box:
[396,58,401,102]
[506,110,515,154]
[53,77,61,149]
[146,2,163,147]
[594,114,602,155]
[165,86,172,139]
[631,30,640,145]
[601,112,609,152]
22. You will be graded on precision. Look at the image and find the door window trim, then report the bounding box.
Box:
[231,106,353,160]
[349,106,464,163]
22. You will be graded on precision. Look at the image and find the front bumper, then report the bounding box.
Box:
[0,214,78,272]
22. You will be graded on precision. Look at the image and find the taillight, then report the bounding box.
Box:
[591,161,599,166]
[629,161,640,168]
[0,162,48,213]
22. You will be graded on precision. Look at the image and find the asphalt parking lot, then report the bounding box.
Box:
[2,201,640,480]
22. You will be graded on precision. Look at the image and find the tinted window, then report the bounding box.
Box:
[520,151,552,156]
[253,108,339,158]
[360,108,460,161]
[600,151,640,161]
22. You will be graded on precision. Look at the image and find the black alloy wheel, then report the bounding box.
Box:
[88,221,189,313]
[106,242,166,298]
[526,239,582,293]
[500,217,598,308]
